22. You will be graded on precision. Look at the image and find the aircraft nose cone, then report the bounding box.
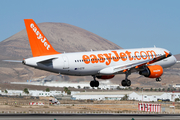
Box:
[172,55,177,65]
[22,60,26,65]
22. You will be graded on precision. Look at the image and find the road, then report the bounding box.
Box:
[0,114,180,120]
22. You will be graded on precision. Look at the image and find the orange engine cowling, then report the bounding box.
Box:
[96,75,115,79]
[139,65,163,78]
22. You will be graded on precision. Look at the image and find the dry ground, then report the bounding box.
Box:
[0,97,180,113]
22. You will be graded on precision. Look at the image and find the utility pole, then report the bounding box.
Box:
[142,87,143,104]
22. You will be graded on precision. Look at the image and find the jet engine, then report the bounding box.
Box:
[96,75,115,79]
[139,65,163,78]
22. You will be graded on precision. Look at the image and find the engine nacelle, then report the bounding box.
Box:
[96,75,115,79]
[139,65,163,78]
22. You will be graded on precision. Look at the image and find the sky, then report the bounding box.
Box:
[0,0,180,54]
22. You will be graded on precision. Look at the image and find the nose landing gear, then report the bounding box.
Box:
[156,77,161,82]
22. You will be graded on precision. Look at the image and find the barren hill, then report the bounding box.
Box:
[0,22,121,59]
[175,54,180,61]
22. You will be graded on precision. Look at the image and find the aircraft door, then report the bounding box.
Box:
[62,55,69,69]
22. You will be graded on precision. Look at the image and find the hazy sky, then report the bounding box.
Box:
[0,0,180,54]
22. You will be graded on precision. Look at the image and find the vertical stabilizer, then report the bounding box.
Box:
[24,19,60,57]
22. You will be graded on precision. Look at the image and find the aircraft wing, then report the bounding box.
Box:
[99,53,169,74]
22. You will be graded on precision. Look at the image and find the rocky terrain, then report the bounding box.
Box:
[175,54,180,61]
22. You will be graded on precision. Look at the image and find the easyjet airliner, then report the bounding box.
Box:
[6,19,177,87]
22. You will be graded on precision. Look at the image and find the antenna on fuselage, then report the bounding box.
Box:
[154,45,156,48]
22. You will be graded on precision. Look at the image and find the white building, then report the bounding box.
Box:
[73,91,133,100]
[72,91,180,102]
[0,89,80,97]
[173,84,180,88]
[128,92,170,101]
[29,90,62,97]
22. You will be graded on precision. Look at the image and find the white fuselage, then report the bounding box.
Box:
[24,47,177,76]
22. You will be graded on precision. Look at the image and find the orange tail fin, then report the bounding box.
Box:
[24,19,60,57]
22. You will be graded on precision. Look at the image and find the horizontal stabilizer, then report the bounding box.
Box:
[38,58,56,64]
[2,60,22,63]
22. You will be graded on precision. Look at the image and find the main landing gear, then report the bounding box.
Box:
[156,77,161,82]
[121,71,131,87]
[90,75,99,87]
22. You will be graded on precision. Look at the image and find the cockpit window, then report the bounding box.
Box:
[169,52,172,56]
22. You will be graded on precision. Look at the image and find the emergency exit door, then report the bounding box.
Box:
[62,55,69,69]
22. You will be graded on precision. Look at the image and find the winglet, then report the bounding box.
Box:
[24,19,60,57]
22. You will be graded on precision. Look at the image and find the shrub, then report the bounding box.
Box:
[175,98,180,102]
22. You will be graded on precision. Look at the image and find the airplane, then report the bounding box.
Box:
[6,19,177,87]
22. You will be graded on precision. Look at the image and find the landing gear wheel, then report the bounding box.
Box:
[94,81,99,87]
[121,80,127,86]
[156,77,161,82]
[90,81,95,87]
[126,80,131,86]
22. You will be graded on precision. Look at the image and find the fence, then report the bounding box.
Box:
[0,110,178,114]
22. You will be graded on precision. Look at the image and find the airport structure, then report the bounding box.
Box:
[0,90,80,97]
[11,81,120,90]
[72,91,178,102]
[174,84,180,88]
[0,89,179,102]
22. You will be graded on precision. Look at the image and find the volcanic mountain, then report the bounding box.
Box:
[0,22,121,59]
[175,54,180,61]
